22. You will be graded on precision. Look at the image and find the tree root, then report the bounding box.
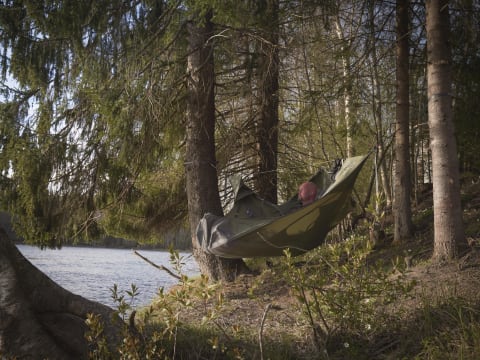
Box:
[0,229,121,359]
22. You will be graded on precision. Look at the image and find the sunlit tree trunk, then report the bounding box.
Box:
[426,0,466,261]
[335,15,353,158]
[185,10,249,281]
[393,0,414,244]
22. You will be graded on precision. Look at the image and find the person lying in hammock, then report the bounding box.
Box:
[298,181,319,206]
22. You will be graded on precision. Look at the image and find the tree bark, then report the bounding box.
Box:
[185,10,249,282]
[426,0,466,261]
[393,0,414,244]
[254,0,279,204]
[0,229,120,359]
[335,15,354,158]
[368,2,392,209]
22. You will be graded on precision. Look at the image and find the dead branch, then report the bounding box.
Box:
[133,250,181,280]
[259,303,272,360]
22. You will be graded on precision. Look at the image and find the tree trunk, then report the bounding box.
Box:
[254,0,279,204]
[426,0,466,261]
[369,3,393,209]
[334,15,353,158]
[0,229,120,359]
[393,0,414,244]
[185,10,249,282]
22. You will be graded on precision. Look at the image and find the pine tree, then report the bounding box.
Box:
[426,0,466,260]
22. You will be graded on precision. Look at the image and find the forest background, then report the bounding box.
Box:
[1,0,477,252]
[1,0,480,358]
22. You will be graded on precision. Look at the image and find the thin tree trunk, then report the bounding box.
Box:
[393,0,414,243]
[372,81,393,209]
[335,16,353,158]
[426,0,466,261]
[0,230,120,359]
[185,11,249,281]
[368,3,393,209]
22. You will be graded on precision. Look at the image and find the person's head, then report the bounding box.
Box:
[298,181,317,206]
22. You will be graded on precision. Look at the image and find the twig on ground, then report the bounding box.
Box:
[259,303,272,360]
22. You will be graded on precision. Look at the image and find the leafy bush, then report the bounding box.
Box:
[277,234,415,358]
[83,238,480,359]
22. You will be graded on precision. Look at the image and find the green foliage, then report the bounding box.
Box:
[84,243,480,359]
[85,238,421,359]
[277,234,414,356]
[413,297,480,360]
[0,0,478,252]
[450,2,480,174]
[85,249,233,359]
[366,193,386,227]
[85,313,112,360]
[98,165,189,245]
[0,1,189,246]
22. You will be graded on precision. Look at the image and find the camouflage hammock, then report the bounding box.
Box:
[196,155,369,259]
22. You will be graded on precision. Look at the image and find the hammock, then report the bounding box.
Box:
[196,154,369,259]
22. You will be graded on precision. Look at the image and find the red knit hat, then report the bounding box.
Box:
[298,181,317,206]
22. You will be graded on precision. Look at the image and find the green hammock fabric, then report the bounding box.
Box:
[196,154,369,259]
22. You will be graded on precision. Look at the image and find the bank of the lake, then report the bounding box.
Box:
[17,244,199,308]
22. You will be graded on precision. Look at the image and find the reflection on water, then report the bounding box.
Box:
[17,244,199,308]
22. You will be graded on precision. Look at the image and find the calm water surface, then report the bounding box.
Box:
[17,245,199,308]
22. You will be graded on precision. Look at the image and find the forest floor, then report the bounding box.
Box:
[152,176,480,359]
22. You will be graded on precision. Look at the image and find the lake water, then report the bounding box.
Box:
[16,245,199,308]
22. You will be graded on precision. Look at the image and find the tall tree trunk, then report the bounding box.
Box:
[368,2,393,209]
[185,11,249,281]
[426,0,466,261]
[373,77,392,209]
[393,0,414,244]
[254,0,279,203]
[335,15,353,158]
[0,230,120,359]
